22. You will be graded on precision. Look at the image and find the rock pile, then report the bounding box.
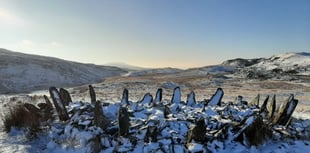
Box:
[15,85,308,152]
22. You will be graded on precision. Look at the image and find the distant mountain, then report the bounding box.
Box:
[0,48,127,94]
[221,58,264,68]
[127,67,183,77]
[105,62,147,71]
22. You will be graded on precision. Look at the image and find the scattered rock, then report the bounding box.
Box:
[49,87,69,121]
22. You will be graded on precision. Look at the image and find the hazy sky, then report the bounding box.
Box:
[0,0,309,68]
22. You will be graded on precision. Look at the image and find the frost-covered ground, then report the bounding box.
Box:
[0,75,309,152]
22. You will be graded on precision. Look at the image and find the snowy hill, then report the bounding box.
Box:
[235,52,310,80]
[0,48,127,94]
[253,52,310,72]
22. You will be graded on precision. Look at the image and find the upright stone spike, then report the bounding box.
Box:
[186,91,196,106]
[139,93,153,105]
[154,88,162,102]
[118,107,130,137]
[249,94,260,106]
[121,88,129,106]
[208,88,224,106]
[94,100,109,130]
[49,87,69,121]
[43,95,53,108]
[267,95,276,120]
[171,87,181,104]
[259,95,269,116]
[89,85,96,105]
[273,95,298,126]
[59,88,72,106]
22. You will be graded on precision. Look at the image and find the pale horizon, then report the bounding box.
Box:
[1,0,309,68]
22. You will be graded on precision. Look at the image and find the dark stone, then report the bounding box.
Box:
[59,88,72,106]
[234,115,272,146]
[144,126,158,143]
[187,118,206,143]
[121,89,129,106]
[89,85,96,105]
[259,95,269,118]
[24,103,41,117]
[43,95,53,109]
[49,87,69,121]
[154,88,162,102]
[164,105,171,119]
[272,95,298,126]
[208,88,224,106]
[267,95,276,120]
[118,107,130,137]
[186,91,196,106]
[87,136,101,153]
[94,100,109,130]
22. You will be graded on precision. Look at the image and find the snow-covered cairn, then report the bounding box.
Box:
[36,86,307,152]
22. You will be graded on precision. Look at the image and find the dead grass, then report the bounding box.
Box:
[2,104,41,137]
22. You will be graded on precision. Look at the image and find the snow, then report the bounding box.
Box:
[0,51,310,152]
[254,52,310,71]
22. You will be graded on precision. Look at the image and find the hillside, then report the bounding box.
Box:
[0,48,127,94]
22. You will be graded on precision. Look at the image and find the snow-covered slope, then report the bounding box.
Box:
[0,48,127,94]
[223,52,310,80]
[254,52,310,72]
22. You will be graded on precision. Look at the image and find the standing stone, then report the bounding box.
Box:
[89,85,96,105]
[171,87,181,104]
[154,88,162,102]
[118,107,130,137]
[59,88,72,106]
[272,95,298,126]
[234,115,272,146]
[43,95,53,109]
[144,126,158,143]
[121,89,129,106]
[208,88,224,106]
[94,100,109,130]
[249,94,260,106]
[187,118,206,144]
[49,87,69,121]
[267,95,276,120]
[139,93,153,105]
[259,95,269,117]
[186,91,196,106]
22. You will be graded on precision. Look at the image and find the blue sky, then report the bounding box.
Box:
[0,0,309,68]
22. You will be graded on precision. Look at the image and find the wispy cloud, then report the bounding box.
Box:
[0,8,25,26]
